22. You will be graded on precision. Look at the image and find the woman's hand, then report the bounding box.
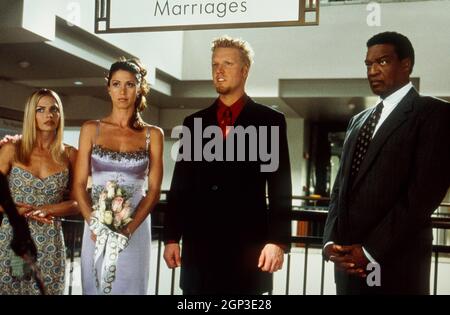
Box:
[25,207,54,224]
[120,225,133,239]
[15,202,34,216]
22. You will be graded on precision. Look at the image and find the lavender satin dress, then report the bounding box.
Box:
[81,127,151,295]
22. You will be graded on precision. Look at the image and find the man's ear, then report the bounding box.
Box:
[242,65,250,79]
[401,58,412,75]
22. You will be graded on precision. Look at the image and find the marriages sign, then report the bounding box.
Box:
[95,0,319,33]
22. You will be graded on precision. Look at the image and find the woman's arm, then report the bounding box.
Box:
[26,145,80,223]
[122,126,164,237]
[72,121,96,222]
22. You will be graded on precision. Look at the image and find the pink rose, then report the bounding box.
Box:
[111,197,124,213]
[116,206,131,222]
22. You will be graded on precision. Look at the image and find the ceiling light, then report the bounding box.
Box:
[18,60,31,69]
[74,81,84,86]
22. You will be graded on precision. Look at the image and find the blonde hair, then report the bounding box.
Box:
[17,89,65,165]
[106,57,150,130]
[211,35,254,68]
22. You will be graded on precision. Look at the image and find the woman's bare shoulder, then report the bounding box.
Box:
[63,143,78,154]
[144,124,164,137]
[81,120,99,131]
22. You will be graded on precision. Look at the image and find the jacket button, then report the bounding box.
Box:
[211,185,218,191]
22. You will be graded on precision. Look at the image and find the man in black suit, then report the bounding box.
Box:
[163,36,292,294]
[323,31,450,294]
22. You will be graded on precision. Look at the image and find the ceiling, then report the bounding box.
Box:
[0,42,105,81]
[2,40,446,124]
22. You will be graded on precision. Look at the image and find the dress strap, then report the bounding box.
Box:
[145,127,151,152]
[93,120,101,146]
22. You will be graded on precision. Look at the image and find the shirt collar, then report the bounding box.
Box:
[376,82,413,110]
[216,94,248,120]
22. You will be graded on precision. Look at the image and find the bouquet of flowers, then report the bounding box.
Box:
[92,180,133,232]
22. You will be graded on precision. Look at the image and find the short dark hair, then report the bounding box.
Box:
[367,32,415,73]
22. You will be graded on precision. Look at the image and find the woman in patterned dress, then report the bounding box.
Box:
[73,58,163,294]
[0,89,79,294]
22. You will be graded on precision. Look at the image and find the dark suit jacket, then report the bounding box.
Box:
[323,88,450,294]
[164,97,292,294]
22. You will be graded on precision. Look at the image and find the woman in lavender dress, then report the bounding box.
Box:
[73,58,163,295]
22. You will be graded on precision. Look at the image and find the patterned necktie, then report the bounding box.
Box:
[350,102,384,179]
[221,107,232,137]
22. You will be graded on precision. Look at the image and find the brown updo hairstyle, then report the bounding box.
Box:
[106,57,150,130]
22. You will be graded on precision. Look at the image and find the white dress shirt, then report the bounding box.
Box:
[372,82,413,138]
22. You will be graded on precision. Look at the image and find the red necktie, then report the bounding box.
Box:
[221,107,232,138]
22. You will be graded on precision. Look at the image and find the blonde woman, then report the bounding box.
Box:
[73,58,163,295]
[0,89,78,294]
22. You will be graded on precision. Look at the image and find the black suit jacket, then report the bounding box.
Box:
[323,88,450,294]
[164,97,292,294]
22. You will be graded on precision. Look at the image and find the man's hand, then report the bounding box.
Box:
[258,243,284,273]
[0,134,22,147]
[326,243,368,277]
[323,243,345,261]
[164,243,181,269]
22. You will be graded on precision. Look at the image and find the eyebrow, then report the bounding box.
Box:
[365,54,392,63]
[376,54,391,60]
[36,104,59,109]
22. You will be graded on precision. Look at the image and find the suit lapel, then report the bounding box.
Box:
[233,96,254,127]
[351,88,418,189]
[202,101,219,127]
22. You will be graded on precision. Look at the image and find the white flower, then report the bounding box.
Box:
[122,217,133,225]
[106,181,116,199]
[103,211,113,225]
[99,200,106,212]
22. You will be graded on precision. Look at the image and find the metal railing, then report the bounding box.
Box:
[61,199,450,295]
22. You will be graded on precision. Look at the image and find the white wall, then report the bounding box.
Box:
[63,127,81,148]
[181,1,450,97]
[52,0,185,81]
[287,118,306,196]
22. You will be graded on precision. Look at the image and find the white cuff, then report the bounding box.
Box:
[362,246,378,264]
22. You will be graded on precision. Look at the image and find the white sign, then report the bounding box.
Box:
[95,0,319,33]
